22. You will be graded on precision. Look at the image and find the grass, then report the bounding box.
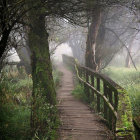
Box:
[0,67,32,140]
[53,69,63,88]
[102,67,140,117]
[0,105,31,140]
[72,84,88,103]
[0,65,61,140]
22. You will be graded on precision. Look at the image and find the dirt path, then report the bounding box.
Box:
[57,65,113,140]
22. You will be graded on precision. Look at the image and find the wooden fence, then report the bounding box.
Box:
[62,54,135,140]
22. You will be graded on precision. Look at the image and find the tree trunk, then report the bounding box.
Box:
[85,8,102,71]
[0,29,11,70]
[16,45,32,74]
[125,38,134,68]
[28,7,56,138]
[125,52,131,68]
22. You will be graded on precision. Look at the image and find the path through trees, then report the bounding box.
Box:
[57,65,113,140]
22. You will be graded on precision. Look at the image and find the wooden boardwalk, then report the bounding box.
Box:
[57,66,113,140]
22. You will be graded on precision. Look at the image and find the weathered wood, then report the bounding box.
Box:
[97,78,100,112]
[57,66,114,140]
[78,67,82,85]
[108,88,113,130]
[114,90,118,110]
[83,69,88,97]
[91,74,95,101]
[62,55,135,140]
[75,64,117,118]
[86,70,90,98]
[103,83,108,120]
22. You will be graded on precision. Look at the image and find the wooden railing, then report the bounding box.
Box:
[62,54,135,140]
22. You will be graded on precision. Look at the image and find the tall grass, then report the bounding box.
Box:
[0,67,32,140]
[0,65,61,140]
[72,84,88,103]
[103,67,140,117]
[53,69,62,88]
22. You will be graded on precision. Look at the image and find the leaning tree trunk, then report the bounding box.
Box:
[28,7,56,138]
[85,8,102,71]
[125,37,135,68]
[15,45,32,74]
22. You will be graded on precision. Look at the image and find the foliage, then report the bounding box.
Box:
[72,84,88,103]
[0,67,32,140]
[53,69,63,88]
[0,66,61,139]
[102,67,140,117]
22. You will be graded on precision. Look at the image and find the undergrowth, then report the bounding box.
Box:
[72,84,88,103]
[103,67,140,117]
[0,67,32,140]
[0,65,61,140]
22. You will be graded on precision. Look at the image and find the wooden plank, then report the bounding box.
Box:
[97,78,100,112]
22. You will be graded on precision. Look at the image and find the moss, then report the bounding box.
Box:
[134,115,140,129]
[116,89,135,139]
[28,7,58,139]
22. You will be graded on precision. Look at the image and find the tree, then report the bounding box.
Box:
[67,26,87,64]
[0,0,30,62]
[85,1,140,71]
[26,0,90,138]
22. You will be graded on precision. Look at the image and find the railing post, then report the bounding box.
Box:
[84,69,87,96]
[78,66,82,85]
[114,90,118,111]
[103,82,108,120]
[91,74,95,102]
[97,78,100,113]
[86,70,90,99]
[108,89,113,130]
[112,90,118,133]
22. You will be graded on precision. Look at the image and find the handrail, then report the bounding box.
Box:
[80,65,122,91]
[75,64,118,118]
[62,54,135,140]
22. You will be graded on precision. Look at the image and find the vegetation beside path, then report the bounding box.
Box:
[103,66,140,138]
[0,66,61,140]
[102,67,140,117]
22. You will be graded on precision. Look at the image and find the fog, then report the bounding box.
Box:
[51,43,73,63]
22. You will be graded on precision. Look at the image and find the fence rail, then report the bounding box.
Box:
[62,54,135,140]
